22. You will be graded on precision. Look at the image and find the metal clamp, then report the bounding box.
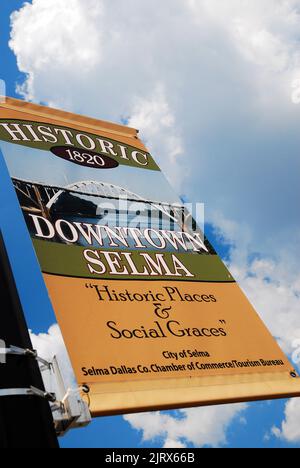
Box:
[0,342,92,436]
[0,386,57,402]
[0,344,52,371]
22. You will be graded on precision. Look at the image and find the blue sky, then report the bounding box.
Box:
[1,0,300,448]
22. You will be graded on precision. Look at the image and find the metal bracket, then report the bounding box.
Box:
[0,344,51,371]
[0,340,91,436]
[45,357,92,437]
[0,386,57,402]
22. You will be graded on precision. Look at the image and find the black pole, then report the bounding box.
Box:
[0,232,59,448]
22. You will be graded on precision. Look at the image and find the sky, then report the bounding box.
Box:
[0,0,300,448]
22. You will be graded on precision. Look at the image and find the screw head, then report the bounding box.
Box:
[82,384,90,393]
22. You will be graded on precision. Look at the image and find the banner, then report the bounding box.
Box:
[1,97,299,416]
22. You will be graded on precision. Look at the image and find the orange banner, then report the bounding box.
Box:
[1,97,299,416]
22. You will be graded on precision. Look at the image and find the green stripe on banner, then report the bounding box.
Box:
[0,119,160,171]
[33,239,235,282]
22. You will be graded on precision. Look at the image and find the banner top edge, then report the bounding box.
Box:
[0,96,139,140]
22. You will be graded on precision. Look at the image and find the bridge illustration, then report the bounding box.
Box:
[12,177,190,232]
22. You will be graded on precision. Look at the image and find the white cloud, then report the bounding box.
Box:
[10,0,103,106]
[127,84,184,189]
[163,439,187,449]
[235,258,300,355]
[272,398,300,443]
[189,0,300,72]
[30,323,76,391]
[125,404,247,448]
[211,213,300,356]
[212,216,300,448]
